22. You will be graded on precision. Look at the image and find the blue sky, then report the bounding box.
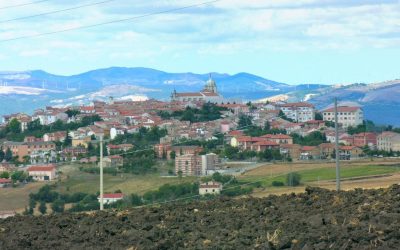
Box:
[0,0,399,85]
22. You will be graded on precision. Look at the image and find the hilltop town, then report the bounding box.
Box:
[0,76,400,215]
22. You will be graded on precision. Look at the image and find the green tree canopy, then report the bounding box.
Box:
[7,118,21,134]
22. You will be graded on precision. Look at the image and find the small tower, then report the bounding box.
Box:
[204,73,217,93]
[170,89,177,101]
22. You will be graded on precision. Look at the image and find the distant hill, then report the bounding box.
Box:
[0,67,290,115]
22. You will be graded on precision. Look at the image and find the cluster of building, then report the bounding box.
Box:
[0,76,399,181]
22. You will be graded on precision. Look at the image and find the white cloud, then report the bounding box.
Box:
[19,49,49,57]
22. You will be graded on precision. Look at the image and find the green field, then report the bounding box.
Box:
[240,165,400,187]
[53,164,196,195]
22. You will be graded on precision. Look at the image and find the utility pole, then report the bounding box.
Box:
[99,135,104,210]
[334,98,341,191]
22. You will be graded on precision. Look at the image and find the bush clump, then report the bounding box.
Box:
[272,181,285,187]
[286,172,301,187]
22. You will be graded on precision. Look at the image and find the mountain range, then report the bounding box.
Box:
[0,67,399,126]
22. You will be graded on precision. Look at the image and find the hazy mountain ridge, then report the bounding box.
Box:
[0,67,399,125]
[0,67,290,115]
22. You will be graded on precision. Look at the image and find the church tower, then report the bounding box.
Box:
[204,73,217,93]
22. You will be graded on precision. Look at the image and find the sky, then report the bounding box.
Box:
[0,0,399,85]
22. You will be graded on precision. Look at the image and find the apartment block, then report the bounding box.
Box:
[377,132,400,152]
[322,106,363,128]
[279,102,315,122]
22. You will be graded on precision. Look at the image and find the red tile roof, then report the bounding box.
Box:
[100,193,124,199]
[340,146,358,150]
[252,141,279,146]
[237,136,265,142]
[27,165,56,172]
[323,106,361,112]
[261,134,292,139]
[280,102,314,108]
[319,143,335,149]
[301,146,317,151]
[228,130,244,136]
[0,178,11,184]
[200,181,222,189]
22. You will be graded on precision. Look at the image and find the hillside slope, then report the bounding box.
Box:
[0,185,399,249]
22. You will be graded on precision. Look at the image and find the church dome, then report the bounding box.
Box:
[204,74,217,93]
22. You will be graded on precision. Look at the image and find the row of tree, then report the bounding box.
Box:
[158,103,228,123]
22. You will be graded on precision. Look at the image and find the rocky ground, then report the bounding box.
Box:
[1,185,400,249]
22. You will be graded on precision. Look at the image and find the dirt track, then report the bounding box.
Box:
[1,185,399,249]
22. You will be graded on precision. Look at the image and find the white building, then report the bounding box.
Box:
[32,110,68,125]
[98,193,124,204]
[199,181,222,195]
[110,127,125,140]
[377,131,400,152]
[201,153,220,176]
[279,102,315,122]
[322,106,363,128]
[27,165,56,181]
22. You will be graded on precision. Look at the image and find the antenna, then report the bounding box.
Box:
[334,97,341,191]
[99,135,104,210]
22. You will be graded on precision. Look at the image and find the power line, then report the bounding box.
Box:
[133,171,290,209]
[0,0,117,24]
[0,0,51,10]
[0,0,221,43]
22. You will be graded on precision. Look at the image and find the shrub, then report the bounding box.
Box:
[272,181,285,187]
[286,172,301,187]
[39,201,47,214]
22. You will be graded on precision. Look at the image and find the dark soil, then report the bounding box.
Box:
[1,185,400,249]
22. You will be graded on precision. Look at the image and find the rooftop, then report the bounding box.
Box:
[323,106,361,113]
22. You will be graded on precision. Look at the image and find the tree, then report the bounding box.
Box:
[264,121,271,131]
[279,110,294,122]
[28,198,36,215]
[238,114,253,128]
[315,112,323,120]
[22,155,31,165]
[52,119,64,131]
[27,119,42,132]
[169,151,176,160]
[11,171,28,183]
[0,147,5,162]
[0,172,10,179]
[63,130,72,147]
[39,201,47,215]
[130,194,143,206]
[51,199,65,213]
[286,172,301,187]
[4,148,12,162]
[65,109,81,118]
[177,170,183,180]
[7,118,21,134]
